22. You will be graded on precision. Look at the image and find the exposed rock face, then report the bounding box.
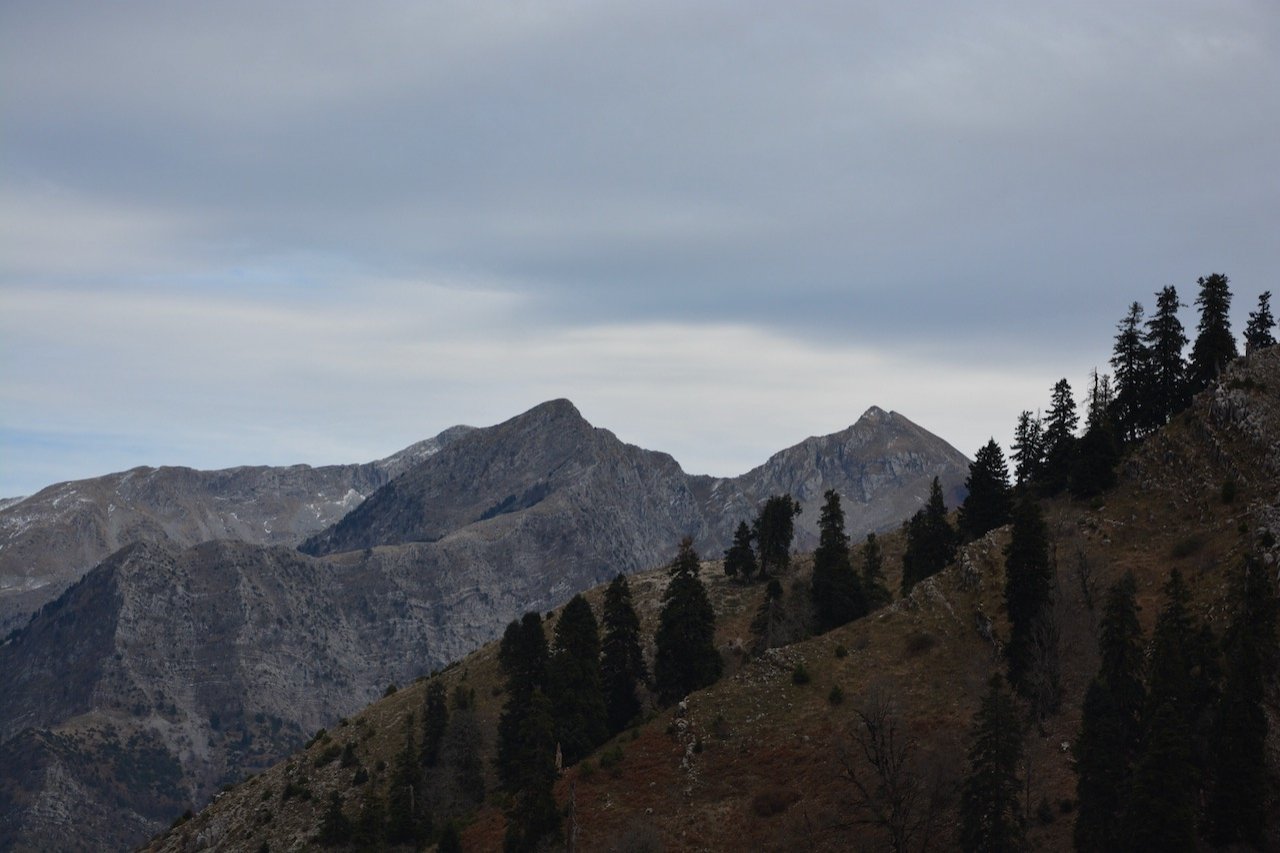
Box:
[0,426,472,636]
[0,399,969,851]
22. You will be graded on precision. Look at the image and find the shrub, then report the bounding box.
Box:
[382,683,398,697]
[577,759,596,781]
[828,685,844,705]
[905,631,937,656]
[751,788,798,817]
[791,664,811,685]
[1221,478,1238,504]
[834,644,848,659]
[1171,533,1207,559]
[600,745,625,776]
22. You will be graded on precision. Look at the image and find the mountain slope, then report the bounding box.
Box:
[0,426,472,635]
[0,400,968,851]
[139,347,1280,853]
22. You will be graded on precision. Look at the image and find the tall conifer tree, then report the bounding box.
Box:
[753,495,801,577]
[1188,272,1237,393]
[1073,572,1145,852]
[1040,379,1078,495]
[1003,498,1055,710]
[960,676,1026,853]
[1144,285,1188,429]
[958,439,1012,541]
[601,573,648,734]
[496,612,549,791]
[811,490,865,631]
[502,688,561,852]
[1010,411,1045,488]
[861,533,891,610]
[1244,290,1276,353]
[722,521,758,582]
[654,538,722,705]
[1110,302,1150,442]
[548,594,607,765]
[900,478,957,595]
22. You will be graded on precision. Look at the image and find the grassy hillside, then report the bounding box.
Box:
[142,347,1280,852]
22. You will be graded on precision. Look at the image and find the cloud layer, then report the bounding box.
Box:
[2,1,1277,494]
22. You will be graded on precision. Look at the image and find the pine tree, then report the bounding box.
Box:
[1206,557,1278,847]
[1244,290,1276,353]
[959,676,1026,853]
[1123,702,1197,852]
[601,573,648,735]
[861,533,891,610]
[753,495,801,577]
[1010,411,1045,488]
[654,538,722,705]
[1073,572,1145,852]
[1110,301,1151,442]
[811,490,866,632]
[749,578,788,655]
[900,478,957,595]
[958,439,1013,541]
[547,594,607,765]
[496,612,549,791]
[387,713,428,844]
[502,688,561,852]
[1144,285,1189,429]
[1188,272,1237,393]
[1070,372,1121,499]
[1003,498,1056,712]
[722,520,758,582]
[1040,378,1078,495]
[421,679,449,768]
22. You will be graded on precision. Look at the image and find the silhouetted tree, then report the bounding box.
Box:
[387,713,429,844]
[722,520,758,582]
[654,538,721,705]
[1040,378,1078,495]
[1144,285,1188,429]
[958,439,1012,541]
[1010,411,1045,488]
[548,594,607,765]
[1071,372,1121,498]
[1188,272,1237,393]
[1073,572,1145,852]
[901,478,957,595]
[496,612,549,791]
[959,676,1025,853]
[753,495,801,577]
[1124,702,1197,852]
[503,688,561,852]
[601,573,648,734]
[1110,301,1151,442]
[861,533,892,610]
[1003,498,1056,712]
[812,490,866,631]
[1206,556,1278,847]
[1244,290,1276,353]
[421,680,449,768]
[318,791,353,846]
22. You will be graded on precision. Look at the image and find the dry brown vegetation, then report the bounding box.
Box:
[144,347,1280,853]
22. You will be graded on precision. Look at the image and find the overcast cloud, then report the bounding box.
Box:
[2,1,1277,496]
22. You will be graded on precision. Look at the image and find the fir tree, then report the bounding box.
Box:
[1206,557,1278,847]
[1144,285,1189,429]
[601,573,648,735]
[722,520,758,582]
[958,439,1013,541]
[387,713,428,844]
[1110,301,1151,442]
[1070,372,1121,499]
[959,675,1026,853]
[421,680,449,768]
[1244,290,1276,353]
[900,478,957,595]
[547,593,607,765]
[811,490,866,632]
[861,533,891,610]
[502,688,561,852]
[1188,272,1237,393]
[654,538,722,705]
[1010,411,1045,488]
[1123,703,1197,852]
[1040,378,1078,495]
[496,612,549,791]
[1073,573,1145,852]
[753,495,801,577]
[1003,498,1056,711]
[353,789,385,848]
[749,578,788,655]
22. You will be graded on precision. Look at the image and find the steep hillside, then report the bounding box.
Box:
[141,347,1280,852]
[0,400,968,851]
[0,427,472,636]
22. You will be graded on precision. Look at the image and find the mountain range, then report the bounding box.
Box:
[0,400,969,851]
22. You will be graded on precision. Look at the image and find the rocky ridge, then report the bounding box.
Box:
[0,400,968,851]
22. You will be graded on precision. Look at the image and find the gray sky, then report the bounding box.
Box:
[2,1,1277,497]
